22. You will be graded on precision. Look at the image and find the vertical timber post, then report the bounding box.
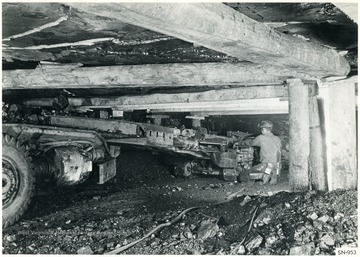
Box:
[309,95,327,191]
[112,109,124,118]
[186,115,205,128]
[288,78,309,191]
[318,77,357,190]
[146,115,170,125]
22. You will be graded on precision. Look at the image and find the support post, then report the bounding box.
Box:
[146,115,170,125]
[318,77,357,190]
[112,109,124,118]
[308,95,326,191]
[288,78,309,191]
[95,109,109,119]
[186,115,205,128]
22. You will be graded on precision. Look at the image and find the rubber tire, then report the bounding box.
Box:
[2,134,35,228]
[222,168,238,182]
[173,161,192,178]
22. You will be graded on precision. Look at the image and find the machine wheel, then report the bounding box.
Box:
[2,134,35,228]
[222,168,238,182]
[174,161,193,178]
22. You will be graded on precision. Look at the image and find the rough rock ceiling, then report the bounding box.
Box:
[3,3,357,68]
[2,3,238,66]
[2,2,358,103]
[226,3,357,68]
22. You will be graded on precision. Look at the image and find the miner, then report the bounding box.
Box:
[241,120,282,184]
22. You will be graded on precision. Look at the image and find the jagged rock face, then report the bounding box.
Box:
[2,3,357,70]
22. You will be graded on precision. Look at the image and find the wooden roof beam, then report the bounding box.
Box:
[67,3,350,77]
[191,110,289,116]
[3,62,305,90]
[22,86,288,108]
[72,98,289,114]
[139,98,289,114]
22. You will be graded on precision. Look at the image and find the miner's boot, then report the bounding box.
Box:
[270,162,281,185]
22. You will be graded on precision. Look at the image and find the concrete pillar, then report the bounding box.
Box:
[318,77,357,190]
[288,78,310,191]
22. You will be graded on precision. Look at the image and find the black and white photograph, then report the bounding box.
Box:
[2,2,358,255]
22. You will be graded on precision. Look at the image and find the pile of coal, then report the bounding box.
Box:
[152,189,357,255]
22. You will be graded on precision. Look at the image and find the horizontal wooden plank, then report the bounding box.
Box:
[3,62,304,90]
[192,109,289,115]
[48,116,139,135]
[67,3,350,77]
[22,86,288,107]
[75,98,289,114]
[151,107,289,115]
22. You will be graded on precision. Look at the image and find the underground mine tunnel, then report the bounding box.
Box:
[2,2,358,255]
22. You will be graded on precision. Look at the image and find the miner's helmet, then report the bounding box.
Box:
[259,120,273,130]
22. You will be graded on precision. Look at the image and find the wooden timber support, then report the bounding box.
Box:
[146,115,169,125]
[67,2,350,77]
[20,84,317,115]
[4,62,312,90]
[308,95,326,191]
[76,98,289,115]
[190,110,287,116]
[288,78,310,191]
[112,109,124,118]
[186,115,205,128]
[22,86,289,107]
[318,77,357,190]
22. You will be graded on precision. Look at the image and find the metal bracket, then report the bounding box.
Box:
[98,158,117,184]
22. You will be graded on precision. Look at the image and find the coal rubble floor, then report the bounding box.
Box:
[2,151,358,255]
